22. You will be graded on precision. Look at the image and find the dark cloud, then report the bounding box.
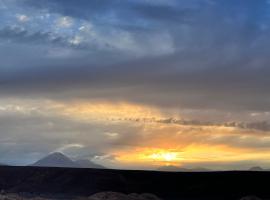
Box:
[0,1,269,112]
[2,48,270,112]
[156,118,270,132]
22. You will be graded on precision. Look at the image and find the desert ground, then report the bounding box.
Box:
[0,166,269,200]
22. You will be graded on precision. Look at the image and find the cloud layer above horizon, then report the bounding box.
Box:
[1,0,270,169]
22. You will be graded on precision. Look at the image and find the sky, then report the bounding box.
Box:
[1,0,270,170]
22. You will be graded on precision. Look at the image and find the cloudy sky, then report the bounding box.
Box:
[1,0,270,170]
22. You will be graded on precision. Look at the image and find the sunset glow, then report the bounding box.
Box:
[1,0,270,171]
[1,98,270,169]
[149,152,179,162]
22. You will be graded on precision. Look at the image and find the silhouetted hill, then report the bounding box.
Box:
[32,152,80,168]
[157,165,210,172]
[249,166,264,171]
[0,166,269,200]
[157,165,186,171]
[31,152,105,169]
[74,159,105,169]
[239,196,262,200]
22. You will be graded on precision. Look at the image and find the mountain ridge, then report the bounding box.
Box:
[157,165,210,172]
[31,152,104,169]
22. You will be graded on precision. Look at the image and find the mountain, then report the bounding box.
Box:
[190,167,210,172]
[157,165,187,172]
[32,152,80,168]
[74,159,105,169]
[31,152,105,169]
[157,165,210,172]
[249,166,264,171]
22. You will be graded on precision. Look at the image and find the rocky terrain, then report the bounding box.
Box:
[0,192,162,200]
[0,192,265,200]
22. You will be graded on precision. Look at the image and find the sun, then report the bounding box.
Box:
[114,148,184,166]
[149,151,178,162]
[163,153,177,161]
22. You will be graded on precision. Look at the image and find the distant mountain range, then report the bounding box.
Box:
[249,166,265,171]
[158,165,270,172]
[31,152,105,169]
[0,163,7,166]
[74,159,105,169]
[25,154,270,171]
[157,165,210,172]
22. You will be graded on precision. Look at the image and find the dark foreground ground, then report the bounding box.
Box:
[0,166,268,200]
